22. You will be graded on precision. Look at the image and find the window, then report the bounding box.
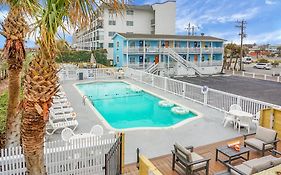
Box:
[117,42,120,47]
[116,56,119,63]
[108,20,116,25]
[127,10,134,15]
[108,32,115,37]
[126,21,134,26]
[108,43,114,48]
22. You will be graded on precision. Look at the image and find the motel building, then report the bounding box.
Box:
[112,33,225,76]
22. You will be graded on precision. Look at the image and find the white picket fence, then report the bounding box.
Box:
[230,70,281,83]
[0,134,116,175]
[124,68,281,114]
[59,67,117,81]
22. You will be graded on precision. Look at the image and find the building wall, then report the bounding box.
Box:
[72,1,177,60]
[103,8,154,59]
[113,35,125,67]
[152,1,176,35]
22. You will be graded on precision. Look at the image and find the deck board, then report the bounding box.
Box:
[124,136,281,175]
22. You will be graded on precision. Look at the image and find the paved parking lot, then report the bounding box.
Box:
[174,75,281,105]
[243,63,281,75]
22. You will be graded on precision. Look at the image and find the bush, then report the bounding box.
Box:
[0,91,8,134]
[272,60,279,67]
[56,51,91,63]
[257,58,269,63]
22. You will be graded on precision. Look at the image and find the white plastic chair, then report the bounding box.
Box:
[222,111,236,128]
[90,125,104,136]
[252,111,261,126]
[61,128,75,141]
[46,118,78,135]
[229,104,242,111]
[236,115,252,134]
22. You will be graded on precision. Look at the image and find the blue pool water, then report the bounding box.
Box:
[76,82,197,129]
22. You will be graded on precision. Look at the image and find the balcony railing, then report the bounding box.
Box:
[123,47,223,54]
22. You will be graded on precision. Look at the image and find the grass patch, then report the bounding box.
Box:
[0,90,8,134]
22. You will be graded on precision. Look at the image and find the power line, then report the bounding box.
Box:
[235,19,247,71]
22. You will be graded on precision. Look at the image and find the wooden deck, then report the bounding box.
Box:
[124,136,281,175]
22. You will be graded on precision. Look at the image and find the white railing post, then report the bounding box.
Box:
[253,73,255,78]
[182,83,186,98]
[164,77,168,91]
[232,70,235,75]
[242,72,245,76]
[277,76,280,82]
[237,96,241,106]
[203,92,208,105]
[140,71,143,82]
[264,74,267,80]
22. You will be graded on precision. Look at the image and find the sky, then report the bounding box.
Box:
[0,0,281,48]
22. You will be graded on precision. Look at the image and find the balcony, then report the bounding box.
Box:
[123,47,224,54]
[213,47,224,53]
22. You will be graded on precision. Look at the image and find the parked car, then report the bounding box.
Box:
[253,63,272,70]
[242,57,253,64]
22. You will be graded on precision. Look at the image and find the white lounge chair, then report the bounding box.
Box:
[236,115,252,133]
[50,106,74,114]
[49,111,76,121]
[61,128,75,141]
[90,125,104,136]
[229,104,242,111]
[46,118,78,135]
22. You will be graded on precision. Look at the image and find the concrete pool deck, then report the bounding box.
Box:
[53,78,244,164]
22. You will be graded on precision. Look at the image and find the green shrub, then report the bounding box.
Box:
[0,91,8,134]
[272,60,279,66]
[56,51,91,63]
[257,58,269,63]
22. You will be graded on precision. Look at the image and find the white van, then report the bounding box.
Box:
[253,63,272,70]
[242,57,253,64]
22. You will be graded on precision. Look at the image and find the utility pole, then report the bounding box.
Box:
[235,20,247,71]
[185,23,191,36]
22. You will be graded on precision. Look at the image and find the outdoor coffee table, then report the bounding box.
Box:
[216,145,250,165]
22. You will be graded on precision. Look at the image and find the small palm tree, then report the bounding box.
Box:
[0,0,39,148]
[21,1,125,174]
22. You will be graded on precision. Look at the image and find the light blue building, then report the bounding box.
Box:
[112,33,224,75]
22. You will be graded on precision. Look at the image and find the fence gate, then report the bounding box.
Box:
[104,133,124,175]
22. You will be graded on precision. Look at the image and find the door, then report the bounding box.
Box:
[165,41,169,48]
[194,55,198,62]
[139,56,143,64]
[155,55,159,64]
[139,41,143,47]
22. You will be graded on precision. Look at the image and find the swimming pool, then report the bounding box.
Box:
[76,82,197,129]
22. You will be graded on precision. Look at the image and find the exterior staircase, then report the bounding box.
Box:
[145,63,159,74]
[161,48,204,76]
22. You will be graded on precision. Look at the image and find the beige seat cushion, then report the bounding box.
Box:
[231,164,253,175]
[245,138,274,150]
[251,161,273,173]
[243,155,276,168]
[190,152,206,171]
[255,126,277,143]
[271,158,281,166]
[174,143,192,161]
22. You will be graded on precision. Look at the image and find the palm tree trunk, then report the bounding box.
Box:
[233,57,239,70]
[22,55,58,175]
[5,69,21,147]
[3,7,28,148]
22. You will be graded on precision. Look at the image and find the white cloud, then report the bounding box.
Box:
[265,0,278,5]
[0,10,8,22]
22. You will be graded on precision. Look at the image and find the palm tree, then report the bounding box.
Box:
[21,1,125,174]
[0,0,39,148]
